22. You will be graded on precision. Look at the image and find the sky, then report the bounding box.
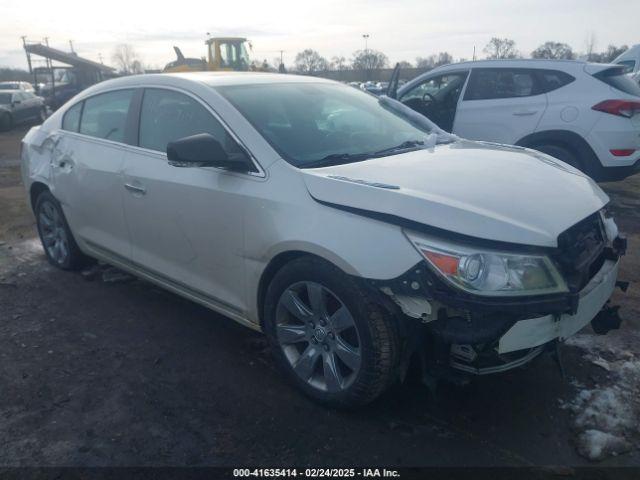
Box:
[0,0,638,71]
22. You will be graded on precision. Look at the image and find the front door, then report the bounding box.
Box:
[121,88,250,313]
[453,68,548,145]
[399,71,469,132]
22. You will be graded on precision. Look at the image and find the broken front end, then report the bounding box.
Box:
[371,210,627,379]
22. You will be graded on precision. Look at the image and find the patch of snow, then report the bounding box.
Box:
[564,332,640,460]
[577,430,632,461]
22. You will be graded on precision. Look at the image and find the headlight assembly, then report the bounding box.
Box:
[404,230,568,297]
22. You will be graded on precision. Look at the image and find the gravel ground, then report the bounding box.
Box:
[1,126,639,468]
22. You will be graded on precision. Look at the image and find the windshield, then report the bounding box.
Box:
[0,93,12,104]
[594,67,640,96]
[217,82,435,167]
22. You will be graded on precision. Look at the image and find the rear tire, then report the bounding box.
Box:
[263,256,401,408]
[532,144,582,171]
[35,190,92,270]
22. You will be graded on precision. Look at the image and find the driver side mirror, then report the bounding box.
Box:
[167,133,253,171]
[11,100,21,107]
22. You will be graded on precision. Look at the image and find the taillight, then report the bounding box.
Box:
[592,100,640,118]
[610,149,636,157]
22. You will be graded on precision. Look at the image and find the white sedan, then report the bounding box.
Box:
[21,72,626,406]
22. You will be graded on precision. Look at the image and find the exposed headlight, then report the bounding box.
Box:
[404,230,568,297]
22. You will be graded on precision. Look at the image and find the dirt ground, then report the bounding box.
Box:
[1,125,639,468]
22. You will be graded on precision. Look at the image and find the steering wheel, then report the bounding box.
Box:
[422,92,436,104]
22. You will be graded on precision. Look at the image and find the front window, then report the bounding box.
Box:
[218,82,435,167]
[217,41,250,70]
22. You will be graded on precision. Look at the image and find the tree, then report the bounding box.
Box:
[294,49,328,74]
[351,49,389,71]
[602,45,628,63]
[483,38,518,59]
[331,56,348,71]
[585,31,597,61]
[415,55,436,68]
[397,60,413,68]
[531,41,574,60]
[436,52,453,66]
[111,44,144,75]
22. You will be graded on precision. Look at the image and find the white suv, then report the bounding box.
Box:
[396,59,640,181]
[21,73,626,406]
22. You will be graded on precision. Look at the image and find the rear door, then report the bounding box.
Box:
[453,68,547,144]
[12,93,29,122]
[51,89,136,259]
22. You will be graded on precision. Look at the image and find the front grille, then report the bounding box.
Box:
[554,213,606,291]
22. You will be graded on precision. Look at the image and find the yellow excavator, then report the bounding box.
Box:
[163,37,255,73]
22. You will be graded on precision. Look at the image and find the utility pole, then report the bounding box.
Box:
[362,34,370,52]
[69,40,75,54]
[98,53,104,64]
[472,45,476,61]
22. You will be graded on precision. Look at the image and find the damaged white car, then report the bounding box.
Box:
[21,73,627,406]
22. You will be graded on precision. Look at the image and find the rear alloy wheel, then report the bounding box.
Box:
[35,190,91,270]
[264,257,400,407]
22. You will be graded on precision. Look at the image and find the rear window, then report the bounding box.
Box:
[79,89,133,143]
[537,70,575,93]
[617,60,636,74]
[62,102,83,132]
[594,67,640,96]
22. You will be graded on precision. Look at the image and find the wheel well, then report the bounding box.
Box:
[29,182,50,211]
[516,130,599,175]
[256,251,323,327]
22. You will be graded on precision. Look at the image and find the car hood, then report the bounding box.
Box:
[301,140,609,248]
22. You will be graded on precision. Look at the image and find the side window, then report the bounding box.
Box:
[79,89,133,143]
[400,73,468,103]
[537,70,575,93]
[62,102,83,132]
[464,69,540,100]
[138,88,242,155]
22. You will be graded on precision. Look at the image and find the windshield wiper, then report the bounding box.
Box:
[302,152,373,169]
[372,140,425,156]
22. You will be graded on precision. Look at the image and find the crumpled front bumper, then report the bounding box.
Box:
[497,258,619,354]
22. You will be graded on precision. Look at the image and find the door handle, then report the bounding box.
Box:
[512,110,538,116]
[124,183,146,195]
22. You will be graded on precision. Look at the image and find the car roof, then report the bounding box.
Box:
[90,72,336,91]
[428,58,620,72]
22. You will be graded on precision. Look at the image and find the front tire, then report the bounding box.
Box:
[35,190,91,270]
[263,257,400,407]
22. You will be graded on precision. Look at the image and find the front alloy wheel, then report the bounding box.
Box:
[276,281,362,392]
[264,257,400,407]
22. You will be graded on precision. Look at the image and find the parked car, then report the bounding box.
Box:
[396,59,640,181]
[0,81,35,92]
[21,73,626,406]
[0,89,47,131]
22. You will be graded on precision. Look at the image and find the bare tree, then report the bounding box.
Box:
[531,41,574,60]
[331,56,348,71]
[351,49,388,71]
[415,55,436,68]
[585,31,597,61]
[602,45,628,63]
[483,38,518,59]
[436,52,453,66]
[294,49,328,74]
[397,60,413,68]
[111,44,143,75]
